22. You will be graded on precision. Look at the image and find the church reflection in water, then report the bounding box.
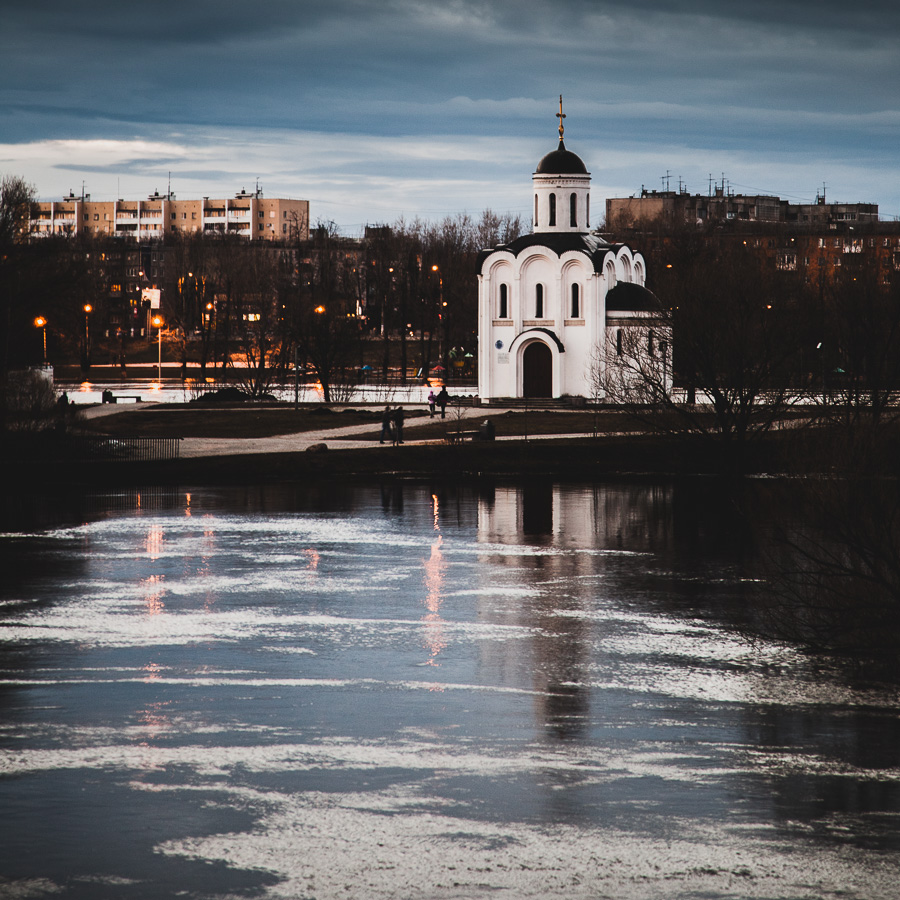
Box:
[475,481,676,741]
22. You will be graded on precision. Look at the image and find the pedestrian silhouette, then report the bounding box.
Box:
[436,387,449,418]
[379,405,393,444]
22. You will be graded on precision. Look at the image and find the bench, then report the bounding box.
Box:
[448,430,480,442]
[447,427,495,443]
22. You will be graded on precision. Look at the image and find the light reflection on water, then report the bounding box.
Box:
[0,480,899,899]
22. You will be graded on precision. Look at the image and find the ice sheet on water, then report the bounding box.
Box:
[152,781,900,900]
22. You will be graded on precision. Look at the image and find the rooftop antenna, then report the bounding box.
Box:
[556,94,566,142]
[708,173,713,196]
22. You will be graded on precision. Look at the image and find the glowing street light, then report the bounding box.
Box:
[151,314,164,382]
[82,304,93,372]
[34,316,47,364]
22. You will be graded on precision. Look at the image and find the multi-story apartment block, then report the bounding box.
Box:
[606,186,878,230]
[31,188,310,242]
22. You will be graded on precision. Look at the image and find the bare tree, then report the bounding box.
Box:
[292,222,363,403]
[0,175,37,376]
[601,243,805,467]
[0,175,35,249]
[205,238,290,398]
[814,259,900,428]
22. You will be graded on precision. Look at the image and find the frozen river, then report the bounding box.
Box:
[1,480,899,899]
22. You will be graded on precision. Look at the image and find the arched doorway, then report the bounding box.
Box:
[522,341,552,398]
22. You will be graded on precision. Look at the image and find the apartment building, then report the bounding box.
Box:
[31,188,310,242]
[606,186,878,230]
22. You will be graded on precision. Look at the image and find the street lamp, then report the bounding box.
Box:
[152,314,164,382]
[34,316,47,364]
[432,264,446,374]
[82,304,93,372]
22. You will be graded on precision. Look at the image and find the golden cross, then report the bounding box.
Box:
[557,95,566,140]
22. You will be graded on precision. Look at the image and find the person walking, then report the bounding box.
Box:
[392,406,405,444]
[427,389,436,417]
[436,387,450,419]
[379,405,393,444]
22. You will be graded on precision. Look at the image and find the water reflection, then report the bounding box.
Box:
[2,479,900,898]
[421,493,448,669]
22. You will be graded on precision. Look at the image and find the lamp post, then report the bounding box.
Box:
[152,314,164,382]
[432,264,446,376]
[34,316,47,364]
[82,304,93,372]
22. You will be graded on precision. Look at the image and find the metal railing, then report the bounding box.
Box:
[68,435,182,462]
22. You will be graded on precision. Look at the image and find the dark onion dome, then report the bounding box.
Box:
[606,282,660,312]
[535,139,589,175]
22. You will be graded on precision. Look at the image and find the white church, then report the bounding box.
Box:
[477,101,668,403]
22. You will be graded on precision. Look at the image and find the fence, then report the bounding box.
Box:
[68,435,182,462]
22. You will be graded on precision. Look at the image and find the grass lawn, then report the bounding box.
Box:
[78,405,654,440]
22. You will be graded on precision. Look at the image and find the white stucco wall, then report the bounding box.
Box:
[478,243,648,401]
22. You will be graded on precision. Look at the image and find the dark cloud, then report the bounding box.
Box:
[2,0,898,225]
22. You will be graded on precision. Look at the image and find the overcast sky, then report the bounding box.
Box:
[2,0,899,234]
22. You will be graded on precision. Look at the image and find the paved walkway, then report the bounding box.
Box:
[79,403,600,459]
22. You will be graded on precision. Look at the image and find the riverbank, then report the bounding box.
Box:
[0,400,847,486]
[11,431,788,487]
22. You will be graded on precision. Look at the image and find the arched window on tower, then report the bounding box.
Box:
[549,193,556,227]
[534,194,538,227]
[535,283,544,318]
[586,195,590,227]
[499,283,508,319]
[570,283,580,318]
[570,193,577,227]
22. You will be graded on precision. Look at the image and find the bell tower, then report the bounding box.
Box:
[532,96,592,235]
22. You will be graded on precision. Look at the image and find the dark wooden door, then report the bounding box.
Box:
[522,341,552,398]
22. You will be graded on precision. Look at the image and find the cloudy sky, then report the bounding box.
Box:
[2,0,899,234]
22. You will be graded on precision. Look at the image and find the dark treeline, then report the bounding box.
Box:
[0,172,523,402]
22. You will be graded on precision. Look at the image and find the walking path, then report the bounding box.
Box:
[79,403,601,459]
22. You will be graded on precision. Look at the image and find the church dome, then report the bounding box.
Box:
[535,140,588,175]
